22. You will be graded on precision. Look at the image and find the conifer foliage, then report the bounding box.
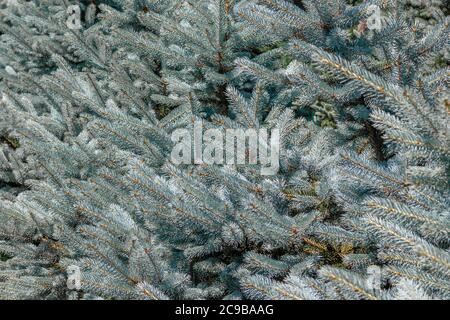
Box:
[0,0,448,300]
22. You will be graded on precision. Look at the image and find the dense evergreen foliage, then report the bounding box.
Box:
[0,0,448,300]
